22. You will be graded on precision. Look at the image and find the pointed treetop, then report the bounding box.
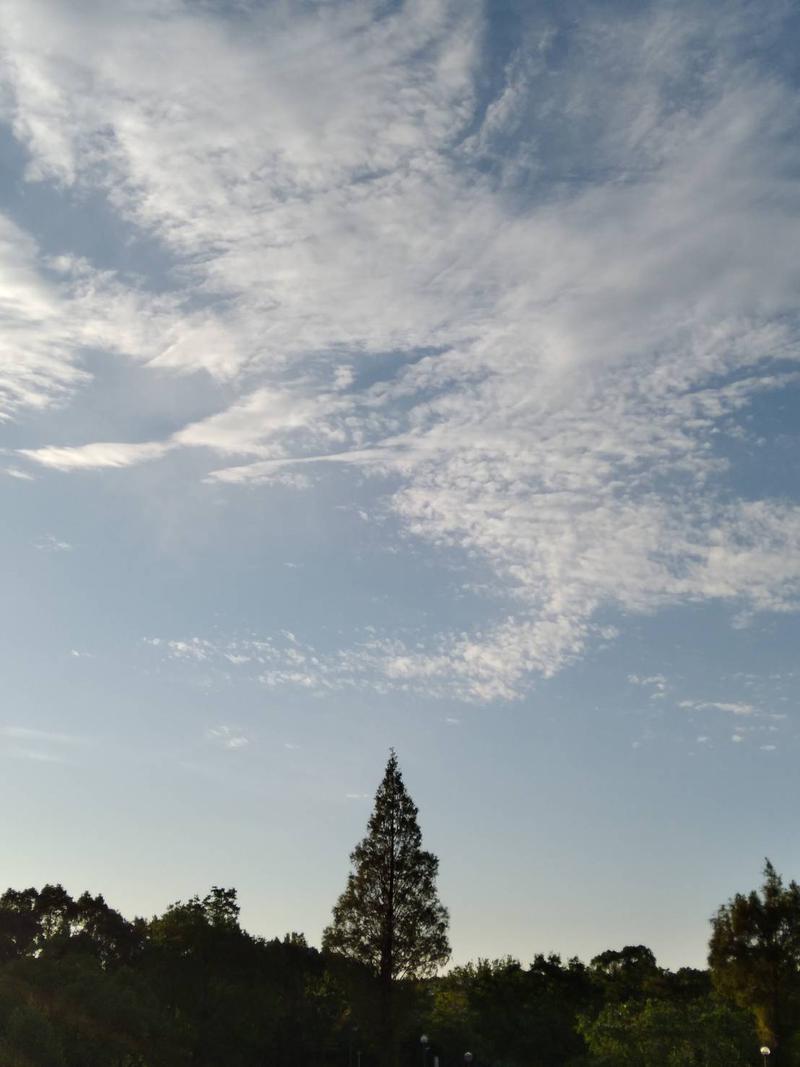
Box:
[323,750,450,982]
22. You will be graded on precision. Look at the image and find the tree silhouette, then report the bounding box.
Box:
[709,859,800,1058]
[323,751,450,1061]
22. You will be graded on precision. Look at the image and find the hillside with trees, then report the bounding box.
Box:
[0,755,795,1065]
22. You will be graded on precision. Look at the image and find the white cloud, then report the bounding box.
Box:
[0,215,87,420]
[34,533,72,551]
[175,387,351,457]
[21,441,171,471]
[21,385,353,473]
[679,700,756,716]
[731,735,744,743]
[3,1,800,698]
[164,639,214,662]
[224,653,250,666]
[629,674,668,698]
[0,213,202,426]
[0,725,81,744]
[146,621,596,704]
[249,471,313,491]
[205,725,249,750]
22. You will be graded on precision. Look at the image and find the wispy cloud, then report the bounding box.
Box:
[205,725,249,751]
[21,441,171,472]
[0,725,82,744]
[0,214,192,426]
[34,534,72,552]
[629,674,668,699]
[1,725,84,765]
[679,700,756,716]
[146,621,600,703]
[3,1,800,697]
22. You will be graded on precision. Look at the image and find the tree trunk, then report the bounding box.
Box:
[380,794,397,1067]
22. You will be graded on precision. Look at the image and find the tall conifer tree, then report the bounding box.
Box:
[323,751,450,1056]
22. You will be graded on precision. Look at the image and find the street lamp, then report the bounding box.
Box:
[420,1034,429,1067]
[761,1048,771,1067]
[464,1054,474,1066]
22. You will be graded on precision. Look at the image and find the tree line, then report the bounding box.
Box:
[0,752,797,1065]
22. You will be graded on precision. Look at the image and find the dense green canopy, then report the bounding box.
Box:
[0,876,771,1067]
[1,772,794,1066]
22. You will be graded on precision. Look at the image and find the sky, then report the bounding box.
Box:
[1,0,799,971]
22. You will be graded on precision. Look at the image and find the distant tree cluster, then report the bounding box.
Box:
[0,882,354,1066]
[0,754,796,1065]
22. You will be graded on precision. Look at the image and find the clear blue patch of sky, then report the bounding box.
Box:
[711,378,800,503]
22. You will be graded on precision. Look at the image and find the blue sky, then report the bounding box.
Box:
[1,0,799,970]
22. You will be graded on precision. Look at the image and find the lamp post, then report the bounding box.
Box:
[420,1034,429,1067]
[761,1048,771,1067]
[464,1053,474,1067]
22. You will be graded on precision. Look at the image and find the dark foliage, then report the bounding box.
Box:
[709,860,800,1061]
[323,751,450,985]
[1,852,792,1064]
[0,888,760,1067]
